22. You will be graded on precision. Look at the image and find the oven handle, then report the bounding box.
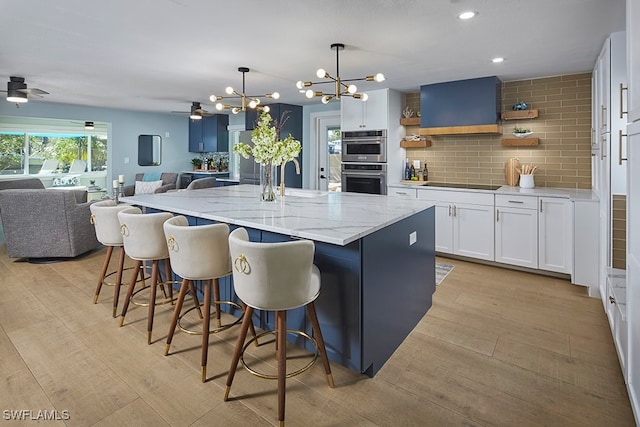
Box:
[343,137,385,143]
[342,172,386,177]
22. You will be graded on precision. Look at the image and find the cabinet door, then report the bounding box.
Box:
[363,89,388,130]
[434,202,453,254]
[495,206,538,268]
[341,96,365,132]
[188,118,204,152]
[539,197,573,274]
[453,203,494,261]
[340,89,388,131]
[597,39,611,135]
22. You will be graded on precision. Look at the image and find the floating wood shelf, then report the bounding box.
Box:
[400,139,432,148]
[501,110,539,120]
[501,137,540,146]
[400,117,421,126]
[420,124,502,135]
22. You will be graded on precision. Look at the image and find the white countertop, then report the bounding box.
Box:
[122,185,433,246]
[388,182,599,202]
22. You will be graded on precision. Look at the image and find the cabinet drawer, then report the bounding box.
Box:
[388,187,417,198]
[418,188,494,206]
[495,194,537,209]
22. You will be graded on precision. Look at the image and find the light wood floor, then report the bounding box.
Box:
[0,244,635,426]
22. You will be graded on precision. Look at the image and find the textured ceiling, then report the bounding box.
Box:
[0,0,626,114]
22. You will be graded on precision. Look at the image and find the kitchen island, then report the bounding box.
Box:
[123,185,435,376]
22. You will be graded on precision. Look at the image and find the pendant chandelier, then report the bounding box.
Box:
[210,67,280,114]
[296,43,385,104]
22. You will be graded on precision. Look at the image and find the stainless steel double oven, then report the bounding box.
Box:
[341,129,387,195]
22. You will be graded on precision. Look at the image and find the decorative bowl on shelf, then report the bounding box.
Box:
[513,131,533,138]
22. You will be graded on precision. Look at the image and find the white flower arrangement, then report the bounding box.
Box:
[233,111,301,166]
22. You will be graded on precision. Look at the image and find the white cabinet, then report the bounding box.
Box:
[495,195,538,269]
[539,197,573,274]
[572,200,600,291]
[341,89,389,131]
[417,189,494,261]
[628,0,640,122]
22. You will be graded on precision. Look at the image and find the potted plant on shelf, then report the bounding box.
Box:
[191,158,202,171]
[513,126,533,138]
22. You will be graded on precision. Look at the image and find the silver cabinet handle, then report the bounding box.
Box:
[448,205,452,216]
[508,200,524,204]
[496,209,500,222]
[453,205,457,217]
[609,296,616,304]
[539,199,543,213]
[620,83,628,118]
[601,105,607,130]
[601,135,607,160]
[619,129,628,165]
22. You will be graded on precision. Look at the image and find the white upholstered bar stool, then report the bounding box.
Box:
[224,227,334,427]
[90,200,138,317]
[117,207,174,344]
[163,215,254,382]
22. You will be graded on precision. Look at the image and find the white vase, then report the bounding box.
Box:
[519,174,535,189]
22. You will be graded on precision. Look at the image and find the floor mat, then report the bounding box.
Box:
[436,263,455,285]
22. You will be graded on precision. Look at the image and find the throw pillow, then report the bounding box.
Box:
[134,180,163,194]
[142,172,162,182]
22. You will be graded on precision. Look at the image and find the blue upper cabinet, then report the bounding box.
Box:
[188,114,229,153]
[420,76,502,135]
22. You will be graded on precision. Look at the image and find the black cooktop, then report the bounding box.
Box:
[424,182,502,191]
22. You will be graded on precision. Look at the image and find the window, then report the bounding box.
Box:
[0,117,108,175]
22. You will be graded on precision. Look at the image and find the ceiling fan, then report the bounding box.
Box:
[171,102,213,120]
[2,76,49,106]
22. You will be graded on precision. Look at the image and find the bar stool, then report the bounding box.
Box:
[117,207,174,344]
[224,227,334,427]
[90,200,139,317]
[163,215,255,382]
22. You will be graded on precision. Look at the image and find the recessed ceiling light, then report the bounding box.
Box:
[458,11,477,20]
[492,57,505,63]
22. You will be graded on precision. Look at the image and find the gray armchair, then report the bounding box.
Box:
[0,189,99,259]
[122,172,178,196]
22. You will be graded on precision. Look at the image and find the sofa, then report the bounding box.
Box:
[0,189,99,259]
[0,177,45,190]
[122,172,177,196]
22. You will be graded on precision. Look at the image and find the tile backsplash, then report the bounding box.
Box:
[403,73,592,189]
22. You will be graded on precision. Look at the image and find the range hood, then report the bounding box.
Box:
[419,76,502,135]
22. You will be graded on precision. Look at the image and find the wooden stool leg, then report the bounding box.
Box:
[112,247,126,318]
[224,306,254,401]
[120,260,142,326]
[93,246,113,304]
[201,279,212,382]
[213,278,222,328]
[165,278,189,356]
[147,260,160,345]
[188,280,203,319]
[276,310,287,426]
[164,258,174,302]
[307,302,334,388]
[241,301,258,344]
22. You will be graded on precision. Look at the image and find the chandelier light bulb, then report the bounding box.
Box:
[263,105,270,113]
[321,95,331,104]
[231,107,240,114]
[361,93,369,102]
[248,99,257,109]
[296,81,304,90]
[272,92,280,99]
[215,103,224,110]
[305,89,315,99]
[316,68,327,79]
[347,84,357,94]
[225,86,234,95]
[375,73,385,82]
